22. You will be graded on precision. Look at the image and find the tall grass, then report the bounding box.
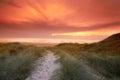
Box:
[52,43,120,80]
[0,43,45,80]
[84,55,120,80]
[0,54,35,80]
[53,50,104,80]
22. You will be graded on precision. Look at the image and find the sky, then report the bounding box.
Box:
[0,0,120,43]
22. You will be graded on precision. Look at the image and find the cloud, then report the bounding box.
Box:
[1,0,120,24]
[32,21,120,33]
[0,0,20,7]
[0,0,120,42]
[60,0,120,24]
[0,21,120,38]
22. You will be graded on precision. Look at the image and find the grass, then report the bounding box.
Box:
[52,50,104,80]
[51,42,120,80]
[0,54,34,80]
[0,38,120,80]
[84,55,120,80]
[0,43,45,80]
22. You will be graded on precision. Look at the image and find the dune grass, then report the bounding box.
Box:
[51,43,120,80]
[0,43,45,80]
[1,42,120,80]
[84,55,120,80]
[0,54,35,80]
[52,50,104,80]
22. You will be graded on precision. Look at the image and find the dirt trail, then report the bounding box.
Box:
[26,51,60,80]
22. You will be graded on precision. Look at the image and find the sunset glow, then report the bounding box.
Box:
[52,32,111,37]
[0,0,120,43]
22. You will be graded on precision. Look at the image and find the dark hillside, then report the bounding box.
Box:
[91,33,120,54]
[56,33,120,55]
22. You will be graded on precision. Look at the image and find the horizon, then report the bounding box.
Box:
[0,38,97,43]
[0,33,118,43]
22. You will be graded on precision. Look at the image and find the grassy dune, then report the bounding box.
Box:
[84,55,120,80]
[50,33,120,80]
[0,42,45,80]
[51,43,120,80]
[58,51,104,80]
[0,33,120,80]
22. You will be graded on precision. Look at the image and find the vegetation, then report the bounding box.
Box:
[84,55,120,80]
[50,49,104,80]
[56,33,120,57]
[0,42,45,80]
[51,33,120,80]
[0,33,120,80]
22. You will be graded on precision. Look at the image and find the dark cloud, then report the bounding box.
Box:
[62,0,120,22]
[29,21,120,33]
[0,0,20,7]
[0,21,120,38]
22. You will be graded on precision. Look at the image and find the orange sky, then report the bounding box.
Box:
[0,0,120,43]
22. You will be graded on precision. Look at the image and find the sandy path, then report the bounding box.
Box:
[25,51,60,80]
